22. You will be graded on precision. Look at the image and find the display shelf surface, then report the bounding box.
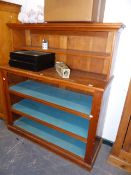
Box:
[10,80,92,116]
[14,117,86,158]
[0,65,108,93]
[12,99,89,138]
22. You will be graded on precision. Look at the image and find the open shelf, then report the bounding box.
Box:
[12,99,89,141]
[14,46,111,60]
[10,80,93,118]
[14,117,87,158]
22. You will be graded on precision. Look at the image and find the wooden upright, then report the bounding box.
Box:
[0,1,20,119]
[0,22,123,170]
[108,80,131,172]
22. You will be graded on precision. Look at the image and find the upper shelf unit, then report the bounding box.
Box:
[7,22,124,81]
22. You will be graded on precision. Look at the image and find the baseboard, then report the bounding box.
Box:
[102,138,113,147]
[108,154,131,172]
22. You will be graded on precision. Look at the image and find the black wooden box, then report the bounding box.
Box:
[9,50,55,71]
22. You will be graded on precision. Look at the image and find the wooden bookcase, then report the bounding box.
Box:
[0,22,123,170]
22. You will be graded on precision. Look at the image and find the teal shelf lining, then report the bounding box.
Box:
[12,99,89,138]
[14,117,86,158]
[10,80,93,116]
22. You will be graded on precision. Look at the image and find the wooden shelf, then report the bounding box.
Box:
[10,80,92,119]
[12,99,89,142]
[14,46,111,60]
[0,65,108,94]
[14,117,87,158]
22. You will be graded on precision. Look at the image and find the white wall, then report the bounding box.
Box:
[102,0,131,141]
[1,0,23,5]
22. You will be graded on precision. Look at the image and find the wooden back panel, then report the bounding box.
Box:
[8,23,123,80]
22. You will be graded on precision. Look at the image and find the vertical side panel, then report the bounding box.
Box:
[84,90,103,164]
[25,30,31,46]
[1,71,13,124]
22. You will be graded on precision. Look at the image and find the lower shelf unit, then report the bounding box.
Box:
[14,117,86,158]
[1,69,103,170]
[11,98,90,158]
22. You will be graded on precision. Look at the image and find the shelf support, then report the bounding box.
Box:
[25,30,31,46]
[84,90,103,165]
[1,71,13,124]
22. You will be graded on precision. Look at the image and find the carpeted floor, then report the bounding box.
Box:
[0,119,129,175]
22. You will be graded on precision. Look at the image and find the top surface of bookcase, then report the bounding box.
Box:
[7,22,124,31]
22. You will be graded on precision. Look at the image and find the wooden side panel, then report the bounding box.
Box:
[85,90,103,164]
[123,118,131,152]
[106,32,116,54]
[1,71,14,124]
[0,2,20,65]
[0,1,20,13]
[111,80,131,156]
[0,2,21,119]
[108,80,131,172]
[0,71,14,122]
[0,71,5,119]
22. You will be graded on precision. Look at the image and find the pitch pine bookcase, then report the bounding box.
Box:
[0,22,123,170]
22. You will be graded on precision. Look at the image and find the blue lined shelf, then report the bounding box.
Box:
[10,80,92,116]
[12,99,89,138]
[14,117,86,158]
